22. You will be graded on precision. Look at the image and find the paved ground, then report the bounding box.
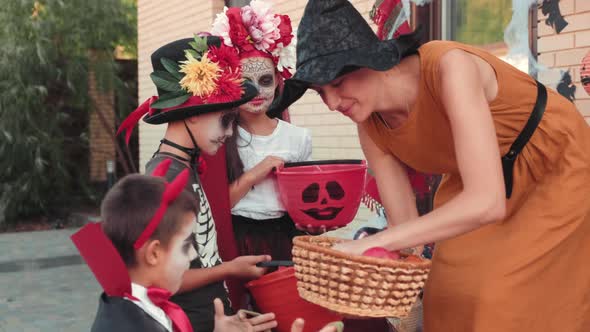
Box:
[0,208,378,332]
[0,228,100,332]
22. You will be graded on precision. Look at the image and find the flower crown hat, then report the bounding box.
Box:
[210,0,296,80]
[117,36,258,144]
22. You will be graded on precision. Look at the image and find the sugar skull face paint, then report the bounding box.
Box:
[239,56,277,114]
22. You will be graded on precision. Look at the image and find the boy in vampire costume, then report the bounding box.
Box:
[72,161,278,332]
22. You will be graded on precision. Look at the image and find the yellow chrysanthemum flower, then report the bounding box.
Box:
[179,52,220,97]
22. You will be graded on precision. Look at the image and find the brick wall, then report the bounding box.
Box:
[88,62,115,182]
[537,0,590,125]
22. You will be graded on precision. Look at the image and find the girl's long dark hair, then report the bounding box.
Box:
[225,81,285,184]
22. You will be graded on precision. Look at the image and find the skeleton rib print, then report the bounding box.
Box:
[192,182,221,268]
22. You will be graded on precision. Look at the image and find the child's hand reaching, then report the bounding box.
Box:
[213,299,277,332]
[228,255,271,280]
[213,298,343,332]
[248,156,284,183]
[295,223,341,235]
[290,318,343,332]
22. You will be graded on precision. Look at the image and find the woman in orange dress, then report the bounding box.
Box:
[269,0,590,331]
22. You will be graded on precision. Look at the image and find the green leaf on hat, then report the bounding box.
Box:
[185,49,200,60]
[150,70,181,92]
[150,90,191,109]
[160,57,183,80]
[192,35,209,54]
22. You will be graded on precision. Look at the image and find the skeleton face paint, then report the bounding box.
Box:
[189,110,237,155]
[239,56,277,114]
[158,212,198,294]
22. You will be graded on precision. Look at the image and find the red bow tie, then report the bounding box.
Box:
[147,287,194,332]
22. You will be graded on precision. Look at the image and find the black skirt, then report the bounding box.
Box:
[232,214,303,261]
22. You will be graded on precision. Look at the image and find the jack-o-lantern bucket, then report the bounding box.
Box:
[276,160,367,229]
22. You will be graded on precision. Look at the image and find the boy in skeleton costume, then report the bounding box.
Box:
[212,1,315,263]
[117,36,276,332]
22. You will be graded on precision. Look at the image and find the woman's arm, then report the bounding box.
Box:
[335,50,506,254]
[358,124,418,226]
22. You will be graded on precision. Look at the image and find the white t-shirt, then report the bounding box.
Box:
[231,119,312,220]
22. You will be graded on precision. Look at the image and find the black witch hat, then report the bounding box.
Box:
[267,0,421,117]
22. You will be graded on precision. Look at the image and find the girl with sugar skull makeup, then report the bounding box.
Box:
[211,1,312,262]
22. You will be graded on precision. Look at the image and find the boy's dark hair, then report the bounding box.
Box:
[101,174,199,267]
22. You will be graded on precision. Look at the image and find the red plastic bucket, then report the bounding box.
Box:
[275,160,367,229]
[247,267,342,332]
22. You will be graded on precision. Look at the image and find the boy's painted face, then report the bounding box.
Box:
[157,212,198,294]
[239,56,277,114]
[189,109,238,155]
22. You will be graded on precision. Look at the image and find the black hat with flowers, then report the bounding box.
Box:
[117,35,258,143]
[267,0,421,117]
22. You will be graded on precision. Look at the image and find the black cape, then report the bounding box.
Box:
[91,293,169,332]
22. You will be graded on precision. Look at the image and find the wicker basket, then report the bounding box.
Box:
[292,236,431,318]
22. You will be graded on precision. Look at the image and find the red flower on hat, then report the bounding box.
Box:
[227,7,255,53]
[207,43,242,74]
[207,70,243,104]
[275,15,293,48]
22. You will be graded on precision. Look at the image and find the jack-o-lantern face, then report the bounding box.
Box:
[276,161,367,228]
[300,181,345,220]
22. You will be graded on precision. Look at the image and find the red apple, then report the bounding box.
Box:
[404,254,422,263]
[362,247,401,260]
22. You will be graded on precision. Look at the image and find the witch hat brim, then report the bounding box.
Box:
[267,0,421,117]
[267,40,402,117]
[144,80,258,124]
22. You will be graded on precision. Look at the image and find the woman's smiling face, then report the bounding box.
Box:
[312,67,379,123]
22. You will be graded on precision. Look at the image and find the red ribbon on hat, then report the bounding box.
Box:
[117,95,207,145]
[117,96,158,144]
[133,158,190,249]
[147,287,194,332]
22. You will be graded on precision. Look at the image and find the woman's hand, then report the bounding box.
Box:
[228,255,271,280]
[213,299,277,332]
[331,238,374,256]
